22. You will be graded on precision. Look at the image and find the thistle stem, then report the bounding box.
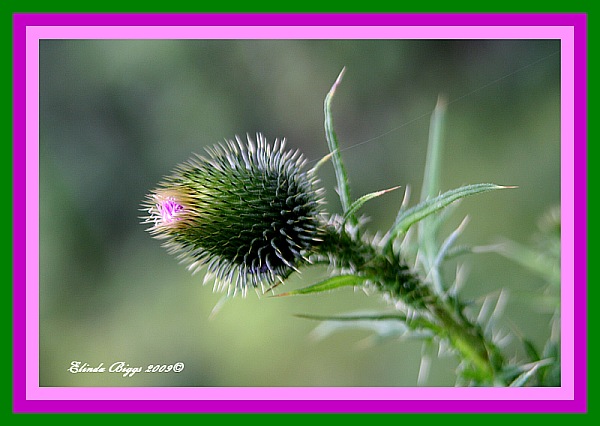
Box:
[426,299,497,382]
[316,225,504,384]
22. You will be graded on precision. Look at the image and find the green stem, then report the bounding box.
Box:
[316,225,504,384]
[426,299,497,382]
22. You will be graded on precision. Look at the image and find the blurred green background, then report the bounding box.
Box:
[39,39,560,387]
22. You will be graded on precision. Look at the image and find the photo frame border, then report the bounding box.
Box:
[12,12,587,414]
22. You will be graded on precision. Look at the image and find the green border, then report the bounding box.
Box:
[5,2,592,422]
[0,0,594,12]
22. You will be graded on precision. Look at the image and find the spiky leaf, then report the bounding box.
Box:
[384,183,512,248]
[275,275,368,297]
[343,186,401,223]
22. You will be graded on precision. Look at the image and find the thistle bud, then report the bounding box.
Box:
[141,133,325,295]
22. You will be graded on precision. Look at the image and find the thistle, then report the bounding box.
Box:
[139,69,531,386]
[141,133,325,295]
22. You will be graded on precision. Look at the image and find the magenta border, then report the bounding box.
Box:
[12,13,587,414]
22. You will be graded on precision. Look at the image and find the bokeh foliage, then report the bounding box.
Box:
[39,39,560,386]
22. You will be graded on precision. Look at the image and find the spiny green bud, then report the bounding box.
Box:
[141,133,325,296]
